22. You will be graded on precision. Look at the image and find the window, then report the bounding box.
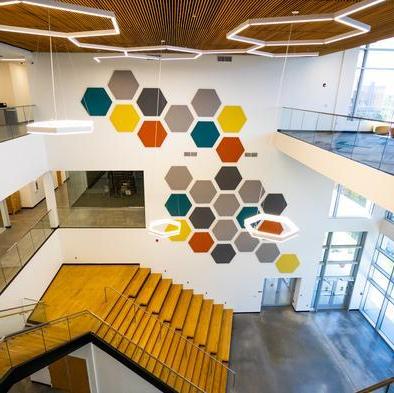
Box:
[329,185,373,218]
[349,37,394,121]
[361,235,394,349]
[386,211,394,224]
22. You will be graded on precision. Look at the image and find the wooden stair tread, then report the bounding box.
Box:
[136,273,162,306]
[182,294,203,338]
[194,299,213,346]
[159,334,181,382]
[191,350,205,388]
[127,268,151,297]
[159,284,183,322]
[206,304,224,354]
[145,324,171,372]
[220,366,228,393]
[173,341,193,391]
[171,290,193,330]
[151,329,175,374]
[147,279,172,314]
[166,338,187,387]
[182,346,199,393]
[217,309,233,362]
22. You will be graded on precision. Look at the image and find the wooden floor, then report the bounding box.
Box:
[4,264,234,393]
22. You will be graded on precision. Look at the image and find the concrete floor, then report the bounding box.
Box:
[9,378,64,393]
[230,307,394,393]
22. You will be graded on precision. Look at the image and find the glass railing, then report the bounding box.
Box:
[0,211,53,292]
[278,107,394,175]
[0,310,207,392]
[57,207,145,228]
[0,105,35,143]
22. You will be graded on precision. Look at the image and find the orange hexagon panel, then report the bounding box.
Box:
[138,121,167,147]
[216,137,245,162]
[188,232,214,253]
[257,220,284,235]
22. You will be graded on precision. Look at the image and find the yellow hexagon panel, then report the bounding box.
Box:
[276,254,300,273]
[217,106,247,133]
[166,219,192,241]
[110,104,140,132]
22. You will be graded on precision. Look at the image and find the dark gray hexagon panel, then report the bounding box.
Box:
[108,70,139,100]
[164,105,194,133]
[255,243,280,263]
[165,166,193,190]
[235,231,259,252]
[211,244,236,264]
[239,180,265,203]
[212,219,238,241]
[191,89,221,117]
[189,207,216,229]
[189,180,216,204]
[214,167,242,190]
[137,88,167,116]
[261,193,287,215]
[213,194,240,216]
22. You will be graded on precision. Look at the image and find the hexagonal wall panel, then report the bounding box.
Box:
[81,88,112,116]
[166,219,192,241]
[110,104,140,133]
[212,219,238,241]
[239,180,265,203]
[189,180,216,204]
[213,194,240,216]
[258,220,284,235]
[218,106,247,133]
[234,231,259,252]
[276,254,300,273]
[165,194,192,216]
[165,166,193,190]
[236,206,259,228]
[211,244,236,264]
[188,232,214,253]
[164,105,194,133]
[261,193,287,215]
[189,207,216,229]
[191,89,221,117]
[191,121,220,148]
[214,167,242,190]
[255,243,280,263]
[216,137,245,163]
[137,88,167,116]
[138,121,167,147]
[108,70,139,100]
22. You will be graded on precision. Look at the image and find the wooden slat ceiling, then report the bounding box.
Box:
[0,0,393,55]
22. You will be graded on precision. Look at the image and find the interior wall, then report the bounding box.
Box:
[0,62,31,106]
[0,63,15,105]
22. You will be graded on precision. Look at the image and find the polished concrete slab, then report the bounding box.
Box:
[230,308,394,393]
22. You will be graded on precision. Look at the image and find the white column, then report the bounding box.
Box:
[42,171,59,228]
[0,200,11,227]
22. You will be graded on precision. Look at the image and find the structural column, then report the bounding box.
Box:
[0,200,11,228]
[42,171,59,228]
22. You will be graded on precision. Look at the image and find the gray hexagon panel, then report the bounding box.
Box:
[214,167,242,190]
[255,243,280,263]
[212,219,238,241]
[191,89,221,117]
[189,207,216,229]
[261,193,287,215]
[211,244,236,264]
[137,88,167,116]
[165,166,193,190]
[213,194,240,217]
[164,105,194,133]
[189,180,216,204]
[108,70,139,100]
[234,231,259,252]
[239,180,265,203]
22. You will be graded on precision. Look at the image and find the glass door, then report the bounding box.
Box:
[261,278,296,308]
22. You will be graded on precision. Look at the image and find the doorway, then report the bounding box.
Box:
[261,278,296,308]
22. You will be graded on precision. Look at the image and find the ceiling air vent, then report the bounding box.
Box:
[217,56,232,62]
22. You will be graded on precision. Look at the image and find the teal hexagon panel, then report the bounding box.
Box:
[191,121,220,148]
[165,194,192,216]
[81,87,112,116]
[236,206,259,228]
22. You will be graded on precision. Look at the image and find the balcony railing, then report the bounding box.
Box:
[0,211,53,292]
[278,107,394,175]
[0,105,35,143]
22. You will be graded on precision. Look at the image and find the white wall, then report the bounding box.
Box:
[0,62,31,106]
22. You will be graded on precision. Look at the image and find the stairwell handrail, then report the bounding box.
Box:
[104,286,236,377]
[1,309,205,393]
[0,299,45,319]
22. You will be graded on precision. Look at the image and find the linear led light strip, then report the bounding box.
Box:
[0,0,385,60]
[0,57,25,61]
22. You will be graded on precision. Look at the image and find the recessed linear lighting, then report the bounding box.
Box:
[0,57,25,62]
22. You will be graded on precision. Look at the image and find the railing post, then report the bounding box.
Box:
[4,339,12,368]
[66,317,72,341]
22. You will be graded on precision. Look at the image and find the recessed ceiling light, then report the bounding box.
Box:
[292,11,299,15]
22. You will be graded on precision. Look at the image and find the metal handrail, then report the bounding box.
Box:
[282,107,394,125]
[0,300,45,319]
[104,286,236,377]
[356,377,394,392]
[1,309,205,392]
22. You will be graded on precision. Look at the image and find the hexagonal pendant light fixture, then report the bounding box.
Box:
[148,219,181,238]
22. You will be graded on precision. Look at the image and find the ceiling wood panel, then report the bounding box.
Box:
[0,0,392,55]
